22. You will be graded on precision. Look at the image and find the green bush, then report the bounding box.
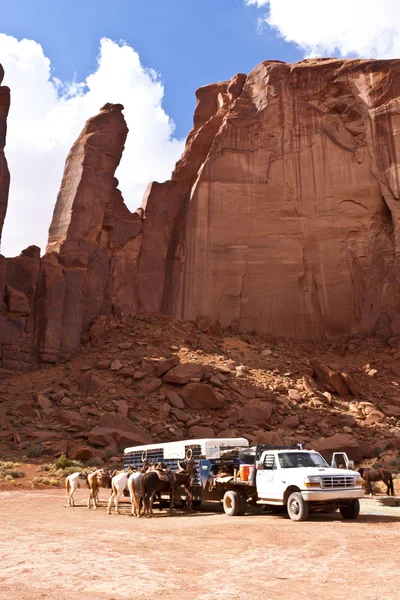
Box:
[54,453,74,470]
[3,469,24,479]
[26,444,42,458]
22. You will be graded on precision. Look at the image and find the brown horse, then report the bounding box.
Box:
[175,459,196,513]
[87,469,115,508]
[140,469,175,517]
[358,467,395,496]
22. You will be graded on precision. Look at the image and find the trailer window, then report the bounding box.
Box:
[278,452,328,469]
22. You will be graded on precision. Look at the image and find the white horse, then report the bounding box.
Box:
[128,471,143,517]
[107,468,135,514]
[65,472,89,507]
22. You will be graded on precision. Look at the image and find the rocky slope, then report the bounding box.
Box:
[0,314,400,472]
[1,59,400,370]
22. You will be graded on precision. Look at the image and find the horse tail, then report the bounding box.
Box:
[112,480,117,497]
[389,473,395,496]
[66,477,71,493]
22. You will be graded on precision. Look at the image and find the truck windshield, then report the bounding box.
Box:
[278,452,329,468]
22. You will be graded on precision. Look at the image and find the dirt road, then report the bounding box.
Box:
[0,489,399,600]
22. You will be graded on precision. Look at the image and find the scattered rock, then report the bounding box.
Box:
[179,383,224,410]
[137,377,163,394]
[310,433,363,462]
[110,360,123,371]
[166,390,186,409]
[310,357,350,396]
[154,356,180,377]
[188,425,215,439]
[163,364,204,385]
[79,373,108,394]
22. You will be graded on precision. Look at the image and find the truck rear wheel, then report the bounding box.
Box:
[287,492,309,521]
[340,499,360,520]
[223,491,245,516]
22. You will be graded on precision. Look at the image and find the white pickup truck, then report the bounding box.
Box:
[220,448,364,521]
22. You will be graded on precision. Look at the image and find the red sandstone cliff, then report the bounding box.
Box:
[139,59,400,339]
[1,59,400,370]
[0,63,10,247]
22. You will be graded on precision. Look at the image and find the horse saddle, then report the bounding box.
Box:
[155,469,176,484]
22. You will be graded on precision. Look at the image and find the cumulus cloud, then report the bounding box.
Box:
[0,34,184,257]
[245,0,400,58]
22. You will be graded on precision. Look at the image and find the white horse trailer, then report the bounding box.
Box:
[123,438,249,505]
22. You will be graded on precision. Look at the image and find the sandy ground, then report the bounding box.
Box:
[0,489,399,600]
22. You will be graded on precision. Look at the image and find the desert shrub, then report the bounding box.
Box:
[3,469,24,479]
[84,458,100,467]
[26,444,42,458]
[4,475,13,481]
[54,453,74,470]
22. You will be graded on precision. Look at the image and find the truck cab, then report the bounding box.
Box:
[255,448,364,521]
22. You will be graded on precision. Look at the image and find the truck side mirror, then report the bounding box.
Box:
[347,460,354,470]
[255,460,262,470]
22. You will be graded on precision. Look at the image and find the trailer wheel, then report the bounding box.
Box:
[287,492,309,521]
[340,499,360,520]
[223,491,245,516]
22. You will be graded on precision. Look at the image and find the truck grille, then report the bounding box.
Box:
[321,476,355,488]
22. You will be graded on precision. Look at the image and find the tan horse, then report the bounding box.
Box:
[87,469,114,508]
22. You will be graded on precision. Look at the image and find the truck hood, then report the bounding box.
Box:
[289,467,358,477]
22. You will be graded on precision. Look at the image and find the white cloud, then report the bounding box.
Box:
[0,35,184,257]
[245,0,400,58]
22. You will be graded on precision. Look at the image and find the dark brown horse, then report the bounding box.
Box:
[359,467,395,496]
[175,459,196,513]
[140,469,175,517]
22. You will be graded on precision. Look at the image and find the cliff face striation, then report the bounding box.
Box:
[1,58,400,370]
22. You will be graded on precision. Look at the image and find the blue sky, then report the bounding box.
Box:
[0,0,302,138]
[0,0,399,256]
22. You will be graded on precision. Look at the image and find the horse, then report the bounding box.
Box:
[140,467,176,517]
[87,469,115,508]
[358,467,395,496]
[107,467,135,514]
[65,471,89,507]
[175,459,196,513]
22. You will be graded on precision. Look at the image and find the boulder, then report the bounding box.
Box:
[238,400,273,424]
[310,433,363,462]
[384,404,400,417]
[163,364,204,385]
[154,355,180,377]
[250,431,285,446]
[67,446,97,461]
[79,373,108,394]
[364,410,385,425]
[16,402,37,418]
[170,407,192,423]
[179,383,224,409]
[137,377,163,394]
[110,360,123,371]
[188,425,215,439]
[281,415,299,428]
[166,390,186,409]
[35,394,53,410]
[309,358,350,396]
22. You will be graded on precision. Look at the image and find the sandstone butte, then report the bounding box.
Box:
[1,57,400,370]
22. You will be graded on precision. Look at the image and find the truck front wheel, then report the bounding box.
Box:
[287,492,309,521]
[223,491,245,516]
[340,499,360,520]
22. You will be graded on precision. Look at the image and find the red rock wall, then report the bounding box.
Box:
[0,64,10,248]
[142,59,400,339]
[1,59,400,370]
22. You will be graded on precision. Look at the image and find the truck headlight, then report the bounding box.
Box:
[355,476,364,486]
[304,476,321,488]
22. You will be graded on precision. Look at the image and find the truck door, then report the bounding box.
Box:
[256,453,279,500]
